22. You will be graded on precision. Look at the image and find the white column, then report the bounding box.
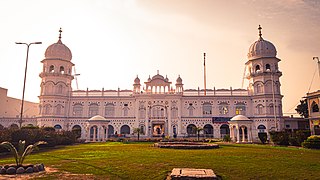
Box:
[248,127,252,143]
[229,126,233,141]
[86,127,90,142]
[236,126,240,143]
[241,126,245,142]
[93,126,97,142]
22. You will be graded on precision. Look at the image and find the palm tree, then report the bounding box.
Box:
[194,127,203,141]
[0,140,47,167]
[133,128,142,141]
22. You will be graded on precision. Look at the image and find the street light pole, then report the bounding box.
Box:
[16,41,42,128]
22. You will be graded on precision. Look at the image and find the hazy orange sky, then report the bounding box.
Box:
[0,0,319,116]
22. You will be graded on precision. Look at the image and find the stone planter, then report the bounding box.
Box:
[0,164,45,175]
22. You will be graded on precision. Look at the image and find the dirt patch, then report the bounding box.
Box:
[0,167,95,180]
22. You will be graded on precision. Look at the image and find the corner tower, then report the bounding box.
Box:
[38,28,74,128]
[246,25,283,131]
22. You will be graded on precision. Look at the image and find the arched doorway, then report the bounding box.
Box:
[72,125,82,139]
[257,125,266,133]
[0,124,3,130]
[10,124,19,130]
[187,124,196,137]
[220,124,230,138]
[90,125,98,141]
[203,124,214,138]
[108,125,114,137]
[239,126,248,142]
[120,125,130,135]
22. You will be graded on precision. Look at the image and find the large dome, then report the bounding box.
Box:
[44,29,72,61]
[247,25,277,60]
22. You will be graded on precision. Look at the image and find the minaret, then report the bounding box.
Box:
[38,28,74,128]
[246,25,283,131]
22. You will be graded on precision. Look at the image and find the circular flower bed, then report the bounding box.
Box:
[154,142,219,149]
[0,164,45,175]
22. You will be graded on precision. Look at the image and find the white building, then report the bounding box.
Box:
[1,26,305,142]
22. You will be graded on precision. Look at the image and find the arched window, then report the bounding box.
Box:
[257,125,266,133]
[188,104,194,117]
[54,124,62,130]
[171,107,178,119]
[311,101,319,113]
[60,66,65,74]
[255,65,260,72]
[44,104,52,115]
[89,104,99,117]
[235,103,246,115]
[105,103,115,117]
[256,83,263,93]
[266,64,271,71]
[49,65,54,73]
[120,125,130,134]
[73,104,83,117]
[269,104,275,115]
[203,102,212,117]
[140,125,145,135]
[139,108,146,119]
[0,124,4,130]
[123,106,129,117]
[57,84,63,94]
[56,104,63,115]
[257,104,264,115]
[46,83,53,95]
[219,103,229,115]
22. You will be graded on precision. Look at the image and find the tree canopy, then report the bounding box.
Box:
[295,99,309,118]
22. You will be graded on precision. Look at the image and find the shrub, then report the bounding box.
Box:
[269,131,290,145]
[302,135,320,149]
[258,132,267,144]
[0,127,78,150]
[223,135,231,142]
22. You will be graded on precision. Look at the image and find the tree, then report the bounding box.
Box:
[0,140,47,167]
[194,127,203,141]
[133,128,142,141]
[295,99,309,118]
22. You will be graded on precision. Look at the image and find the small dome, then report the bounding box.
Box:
[176,75,182,84]
[165,75,169,82]
[247,25,277,60]
[89,115,107,121]
[231,115,250,121]
[134,76,140,84]
[152,74,165,80]
[44,28,72,61]
[148,75,151,82]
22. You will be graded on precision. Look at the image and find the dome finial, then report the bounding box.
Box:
[58,28,62,42]
[258,25,262,39]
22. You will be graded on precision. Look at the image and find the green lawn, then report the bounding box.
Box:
[0,142,319,179]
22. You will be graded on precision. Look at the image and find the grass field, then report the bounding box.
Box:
[0,142,320,179]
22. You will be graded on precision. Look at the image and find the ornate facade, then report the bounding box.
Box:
[1,26,294,142]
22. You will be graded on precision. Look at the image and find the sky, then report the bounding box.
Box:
[0,0,319,116]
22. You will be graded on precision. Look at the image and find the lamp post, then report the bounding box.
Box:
[15,42,42,128]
